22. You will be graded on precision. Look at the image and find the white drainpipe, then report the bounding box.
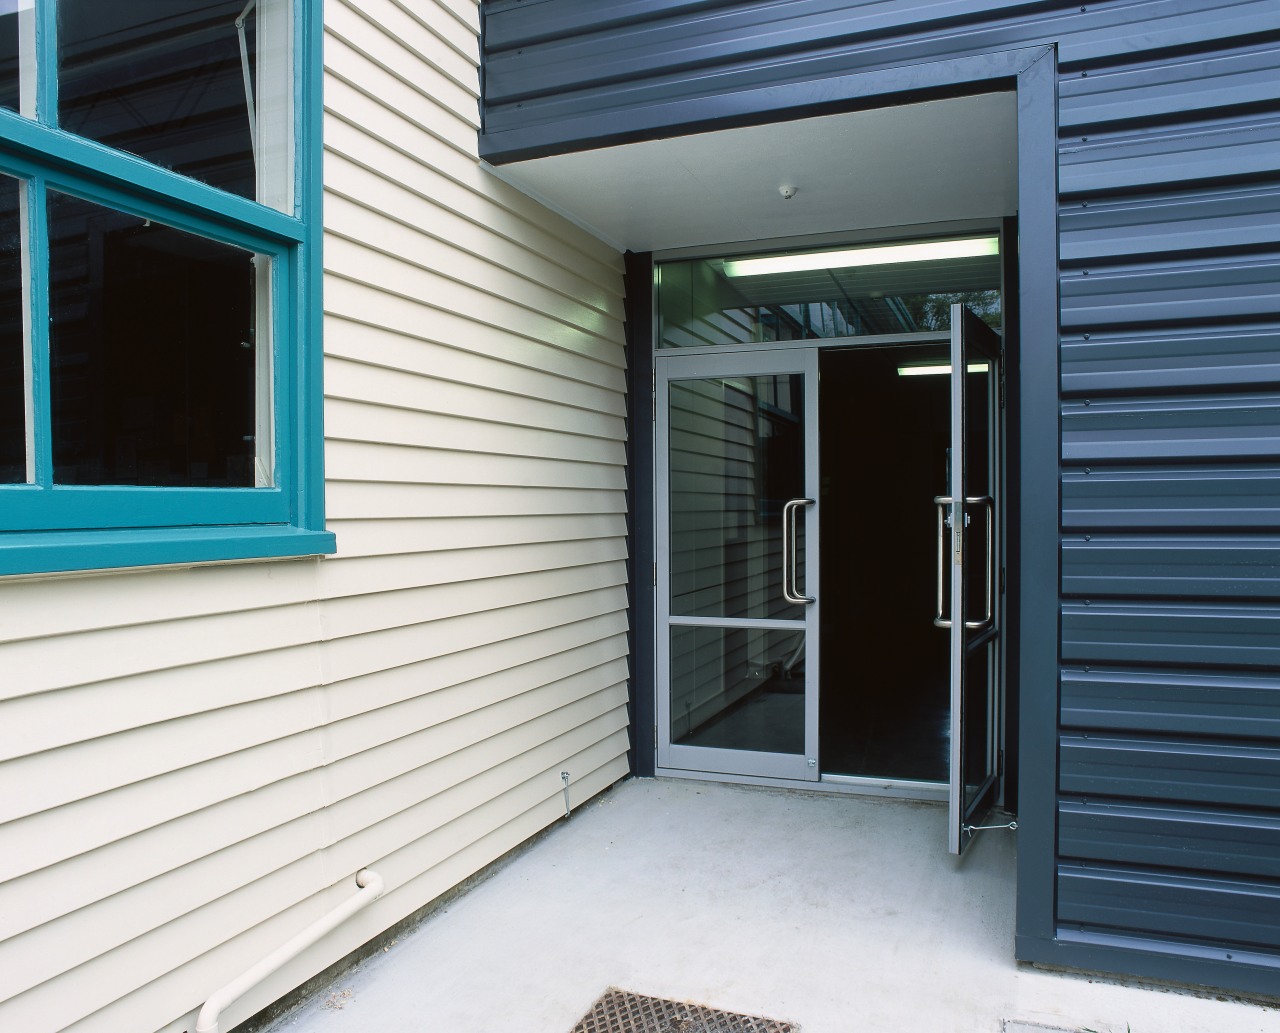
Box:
[195,868,385,1033]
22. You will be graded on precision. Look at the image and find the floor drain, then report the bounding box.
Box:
[570,988,799,1033]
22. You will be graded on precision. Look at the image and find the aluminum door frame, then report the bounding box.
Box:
[655,346,821,780]
[948,305,1004,854]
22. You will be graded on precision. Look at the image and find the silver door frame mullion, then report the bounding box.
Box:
[948,310,966,854]
[654,330,948,360]
[669,615,806,630]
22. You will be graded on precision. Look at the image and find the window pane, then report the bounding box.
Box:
[0,1,19,112]
[58,1,292,211]
[0,173,22,482]
[671,626,805,755]
[658,236,1002,347]
[48,191,263,487]
[669,374,806,619]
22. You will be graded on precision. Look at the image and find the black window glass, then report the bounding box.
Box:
[48,191,260,487]
[58,1,258,200]
[0,173,21,482]
[0,1,18,112]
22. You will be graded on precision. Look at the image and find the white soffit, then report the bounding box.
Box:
[493,92,1019,253]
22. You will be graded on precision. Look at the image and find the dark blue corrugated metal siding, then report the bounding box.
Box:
[1053,0,1280,980]
[481,0,1280,989]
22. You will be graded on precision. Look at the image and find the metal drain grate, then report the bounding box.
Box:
[569,988,799,1033]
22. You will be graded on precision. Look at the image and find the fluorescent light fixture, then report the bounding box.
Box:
[897,362,990,377]
[722,236,999,278]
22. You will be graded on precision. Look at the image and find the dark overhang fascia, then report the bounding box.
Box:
[480,45,1053,165]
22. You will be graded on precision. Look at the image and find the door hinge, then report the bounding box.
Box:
[997,749,1005,776]
[654,724,658,749]
[651,368,657,422]
[653,562,657,586]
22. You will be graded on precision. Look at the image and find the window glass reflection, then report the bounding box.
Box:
[48,190,262,487]
[671,626,805,755]
[658,236,1002,347]
[669,374,805,619]
[0,0,19,112]
[0,172,22,482]
[58,1,291,210]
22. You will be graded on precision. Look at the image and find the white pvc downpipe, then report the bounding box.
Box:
[195,869,385,1033]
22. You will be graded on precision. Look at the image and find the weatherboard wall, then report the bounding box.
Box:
[480,0,1280,994]
[0,3,630,1032]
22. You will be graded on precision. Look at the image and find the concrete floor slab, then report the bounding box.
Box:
[264,779,1280,1033]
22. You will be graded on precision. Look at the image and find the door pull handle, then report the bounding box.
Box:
[965,495,994,631]
[933,496,952,628]
[934,495,994,630]
[782,497,815,605]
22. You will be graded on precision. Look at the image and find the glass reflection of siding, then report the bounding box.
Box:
[668,374,805,746]
[668,375,802,620]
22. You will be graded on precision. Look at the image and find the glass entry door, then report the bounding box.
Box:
[945,305,1002,853]
[656,349,820,780]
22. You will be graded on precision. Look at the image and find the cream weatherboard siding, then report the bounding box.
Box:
[0,2,631,1032]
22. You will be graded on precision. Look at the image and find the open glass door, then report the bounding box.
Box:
[656,349,820,780]
[945,305,1002,853]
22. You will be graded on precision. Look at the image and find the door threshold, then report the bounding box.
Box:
[821,772,948,801]
[654,766,947,801]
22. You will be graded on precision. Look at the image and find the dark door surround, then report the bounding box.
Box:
[623,43,1065,977]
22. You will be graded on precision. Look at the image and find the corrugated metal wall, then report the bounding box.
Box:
[480,0,1280,991]
[0,3,631,1031]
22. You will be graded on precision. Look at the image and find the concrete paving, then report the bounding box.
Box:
[264,778,1280,1033]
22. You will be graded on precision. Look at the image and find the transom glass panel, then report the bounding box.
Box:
[658,235,1002,348]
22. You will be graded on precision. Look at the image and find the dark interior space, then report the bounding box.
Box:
[48,192,258,487]
[0,173,21,483]
[819,344,952,781]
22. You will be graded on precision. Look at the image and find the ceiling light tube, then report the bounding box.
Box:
[897,362,990,377]
[722,236,999,278]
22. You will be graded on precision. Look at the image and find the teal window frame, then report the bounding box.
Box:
[0,1,333,576]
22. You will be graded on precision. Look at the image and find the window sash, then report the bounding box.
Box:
[0,485,292,531]
[3,169,298,519]
[0,110,304,244]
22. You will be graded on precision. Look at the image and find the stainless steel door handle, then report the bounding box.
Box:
[934,495,993,630]
[966,495,994,631]
[782,497,815,605]
[933,496,952,628]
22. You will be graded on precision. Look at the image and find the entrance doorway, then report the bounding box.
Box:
[819,343,954,784]
[653,233,1007,852]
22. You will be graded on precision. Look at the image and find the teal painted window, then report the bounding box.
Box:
[0,0,332,575]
